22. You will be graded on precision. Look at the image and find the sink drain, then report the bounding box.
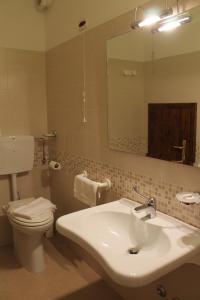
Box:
[128,247,139,255]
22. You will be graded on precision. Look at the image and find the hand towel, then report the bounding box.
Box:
[12,197,56,220]
[74,175,100,207]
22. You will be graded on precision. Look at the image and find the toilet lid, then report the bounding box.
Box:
[7,198,54,227]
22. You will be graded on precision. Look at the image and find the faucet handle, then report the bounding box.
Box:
[147,197,156,209]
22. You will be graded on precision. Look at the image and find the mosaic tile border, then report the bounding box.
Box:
[50,150,200,229]
[109,136,147,156]
[110,138,200,168]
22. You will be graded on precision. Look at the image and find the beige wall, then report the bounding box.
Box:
[46,9,200,299]
[0,0,45,51]
[107,29,149,62]
[45,0,147,50]
[107,58,147,155]
[0,49,48,136]
[108,58,144,138]
[0,48,50,246]
[107,51,200,164]
[0,1,50,245]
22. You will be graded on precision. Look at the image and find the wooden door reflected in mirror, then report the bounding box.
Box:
[148,103,197,165]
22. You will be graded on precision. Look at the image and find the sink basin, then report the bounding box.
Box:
[83,211,170,258]
[56,198,200,287]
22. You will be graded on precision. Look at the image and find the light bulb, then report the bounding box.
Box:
[158,21,181,32]
[138,15,161,27]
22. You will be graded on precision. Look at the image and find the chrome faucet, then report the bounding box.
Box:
[133,186,157,219]
[135,197,157,219]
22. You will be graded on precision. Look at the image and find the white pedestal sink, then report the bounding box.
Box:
[56,198,200,287]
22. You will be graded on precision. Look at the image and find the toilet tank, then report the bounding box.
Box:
[0,136,35,175]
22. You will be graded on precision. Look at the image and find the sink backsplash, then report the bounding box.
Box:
[52,151,200,229]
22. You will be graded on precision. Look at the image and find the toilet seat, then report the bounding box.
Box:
[7,198,54,227]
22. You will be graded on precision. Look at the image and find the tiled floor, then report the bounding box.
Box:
[0,235,122,300]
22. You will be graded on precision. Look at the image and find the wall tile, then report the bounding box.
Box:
[46,4,200,232]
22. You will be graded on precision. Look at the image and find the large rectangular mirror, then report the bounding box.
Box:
[107,5,200,167]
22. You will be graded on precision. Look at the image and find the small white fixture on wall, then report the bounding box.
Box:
[123,70,137,77]
[35,0,54,11]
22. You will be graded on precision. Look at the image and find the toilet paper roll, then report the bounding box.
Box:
[49,161,61,171]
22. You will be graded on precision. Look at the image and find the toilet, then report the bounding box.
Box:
[0,136,55,272]
[7,198,54,273]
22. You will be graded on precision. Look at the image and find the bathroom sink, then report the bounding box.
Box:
[81,211,170,258]
[56,198,200,287]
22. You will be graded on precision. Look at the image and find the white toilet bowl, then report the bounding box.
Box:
[7,198,54,273]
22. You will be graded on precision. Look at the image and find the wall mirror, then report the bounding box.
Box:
[107,5,200,167]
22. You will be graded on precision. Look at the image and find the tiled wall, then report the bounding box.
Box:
[109,137,147,156]
[46,3,200,299]
[0,48,50,246]
[51,150,200,228]
[47,10,200,229]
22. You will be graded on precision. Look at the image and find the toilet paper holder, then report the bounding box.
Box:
[49,160,62,171]
[81,170,112,191]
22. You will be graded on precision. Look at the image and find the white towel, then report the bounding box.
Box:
[12,197,56,220]
[74,175,100,207]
